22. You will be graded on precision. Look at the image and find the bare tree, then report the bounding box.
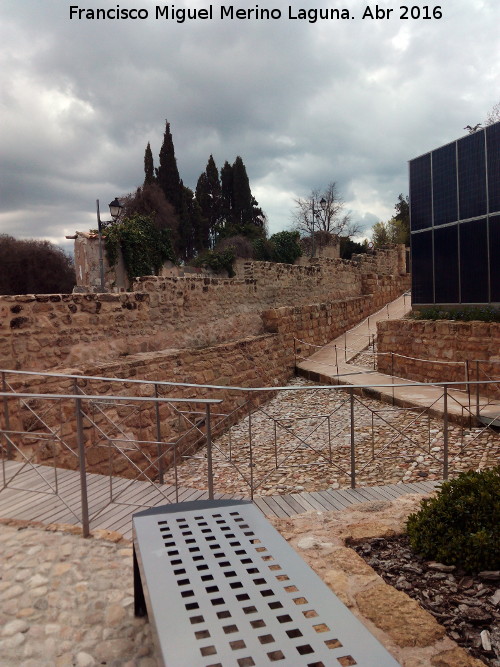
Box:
[292,182,359,239]
[485,101,500,126]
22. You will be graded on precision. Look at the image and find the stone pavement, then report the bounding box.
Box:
[160,376,500,495]
[0,521,156,667]
[296,293,500,425]
[0,496,485,667]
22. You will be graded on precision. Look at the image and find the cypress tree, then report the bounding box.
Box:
[144,142,155,186]
[178,184,206,261]
[195,155,222,248]
[232,156,253,226]
[156,120,182,214]
[220,161,233,230]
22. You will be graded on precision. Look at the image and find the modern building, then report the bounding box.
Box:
[409,120,500,307]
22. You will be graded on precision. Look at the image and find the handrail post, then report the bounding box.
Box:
[75,395,90,537]
[154,384,164,484]
[391,352,395,405]
[465,360,471,427]
[350,388,356,489]
[248,393,254,500]
[206,404,214,500]
[476,360,480,418]
[443,385,449,481]
[2,372,12,459]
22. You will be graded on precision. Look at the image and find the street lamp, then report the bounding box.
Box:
[96,197,123,291]
[311,197,327,259]
[108,197,124,221]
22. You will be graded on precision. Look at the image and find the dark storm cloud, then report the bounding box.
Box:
[1,0,499,244]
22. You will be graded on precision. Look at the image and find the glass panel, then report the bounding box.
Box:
[434,225,459,303]
[489,215,500,302]
[410,154,432,231]
[432,143,457,227]
[411,231,433,304]
[458,131,486,220]
[486,121,500,215]
[459,219,488,303]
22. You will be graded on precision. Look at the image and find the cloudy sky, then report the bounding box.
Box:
[1,0,499,252]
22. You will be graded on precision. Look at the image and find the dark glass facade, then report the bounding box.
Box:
[409,120,500,305]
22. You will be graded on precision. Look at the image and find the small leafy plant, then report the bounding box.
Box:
[104,214,175,281]
[409,307,500,322]
[192,248,236,277]
[406,467,500,573]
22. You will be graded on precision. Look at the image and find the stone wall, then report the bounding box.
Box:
[2,272,410,478]
[0,247,408,372]
[0,280,264,371]
[3,333,292,477]
[377,319,500,398]
[264,274,410,363]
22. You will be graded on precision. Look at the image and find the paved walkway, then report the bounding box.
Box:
[0,520,156,667]
[0,460,439,537]
[296,293,500,424]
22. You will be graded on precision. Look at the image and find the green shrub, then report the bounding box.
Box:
[192,248,236,277]
[406,467,500,573]
[409,307,500,322]
[268,230,302,264]
[104,214,175,281]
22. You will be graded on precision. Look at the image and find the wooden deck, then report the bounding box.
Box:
[0,460,440,540]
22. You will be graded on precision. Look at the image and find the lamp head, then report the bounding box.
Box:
[109,198,123,220]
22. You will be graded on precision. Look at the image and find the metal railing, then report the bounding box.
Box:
[295,338,500,413]
[1,368,499,537]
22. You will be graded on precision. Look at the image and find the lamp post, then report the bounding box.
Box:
[96,198,123,291]
[311,197,327,259]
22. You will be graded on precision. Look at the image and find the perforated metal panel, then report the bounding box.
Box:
[133,500,401,667]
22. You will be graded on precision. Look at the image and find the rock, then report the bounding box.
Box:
[490,589,500,606]
[2,620,29,637]
[296,536,333,550]
[462,606,492,624]
[357,500,391,512]
[28,574,49,588]
[75,652,96,667]
[427,562,456,572]
[480,630,492,651]
[430,646,486,666]
[328,546,377,576]
[478,570,500,581]
[355,582,446,647]
[323,570,351,606]
[94,638,135,661]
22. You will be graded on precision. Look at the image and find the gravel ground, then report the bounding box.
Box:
[160,376,500,497]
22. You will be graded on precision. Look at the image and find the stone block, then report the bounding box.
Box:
[355,582,446,647]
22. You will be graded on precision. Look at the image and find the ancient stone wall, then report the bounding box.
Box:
[2,272,410,477]
[0,247,408,372]
[0,280,264,370]
[3,333,292,477]
[377,319,500,398]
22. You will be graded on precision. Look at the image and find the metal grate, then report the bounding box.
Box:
[133,500,400,666]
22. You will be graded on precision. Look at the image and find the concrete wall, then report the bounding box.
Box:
[73,232,129,291]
